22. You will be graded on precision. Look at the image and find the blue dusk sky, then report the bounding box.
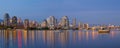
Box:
[0,0,120,24]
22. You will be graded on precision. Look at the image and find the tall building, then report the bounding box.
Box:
[29,20,37,28]
[10,18,12,25]
[24,19,29,29]
[78,22,83,30]
[41,19,47,28]
[17,18,24,29]
[47,16,56,29]
[37,23,41,29]
[12,16,17,27]
[84,23,89,29]
[59,16,69,29]
[78,22,81,30]
[72,18,76,29]
[29,20,32,28]
[4,13,10,26]
[17,18,22,24]
[55,19,57,28]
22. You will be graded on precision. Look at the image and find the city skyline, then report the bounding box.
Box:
[1,13,120,25]
[1,13,119,30]
[0,0,120,24]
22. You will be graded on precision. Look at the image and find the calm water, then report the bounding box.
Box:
[0,30,120,48]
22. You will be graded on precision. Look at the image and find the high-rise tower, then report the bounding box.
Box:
[12,16,17,27]
[24,19,29,29]
[60,16,69,29]
[4,13,10,26]
[72,18,76,29]
[47,16,56,29]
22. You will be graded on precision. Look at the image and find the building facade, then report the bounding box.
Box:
[24,19,29,29]
[41,20,47,28]
[4,13,10,27]
[59,16,69,29]
[47,16,56,29]
[72,18,76,29]
[12,16,18,27]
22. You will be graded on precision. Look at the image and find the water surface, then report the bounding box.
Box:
[0,30,120,48]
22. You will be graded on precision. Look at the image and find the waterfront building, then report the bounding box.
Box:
[4,13,10,27]
[58,20,62,29]
[10,18,12,25]
[12,16,17,27]
[78,22,84,30]
[69,24,73,29]
[46,16,56,29]
[72,18,76,29]
[59,16,69,29]
[31,21,37,28]
[16,18,24,29]
[78,22,81,30]
[29,20,32,28]
[17,18,22,24]
[24,19,29,29]
[84,23,89,29]
[41,20,47,28]
[55,19,57,27]
[37,23,41,29]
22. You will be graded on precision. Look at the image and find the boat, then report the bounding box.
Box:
[98,30,110,33]
[98,27,110,33]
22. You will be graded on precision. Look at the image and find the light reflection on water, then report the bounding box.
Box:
[0,30,120,48]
